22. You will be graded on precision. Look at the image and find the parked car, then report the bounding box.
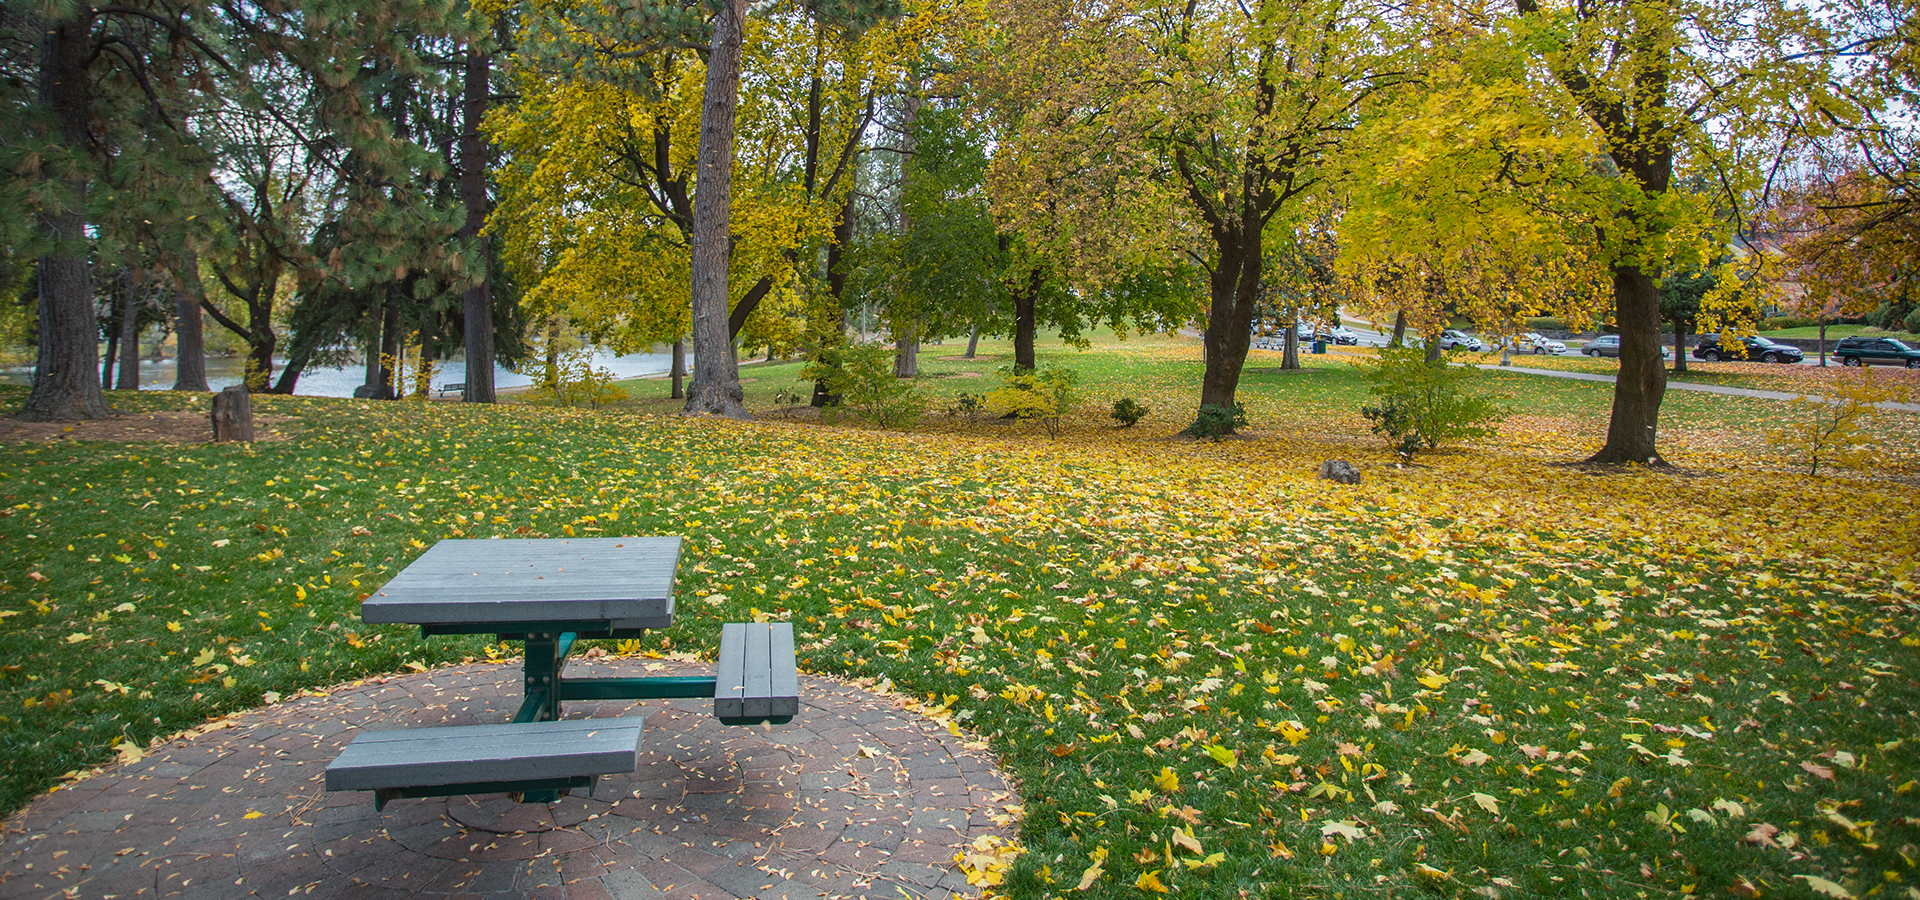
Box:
[1833,335,1920,368]
[1693,333,1805,364]
[1323,326,1360,346]
[1437,329,1486,352]
[1581,335,1669,358]
[1509,333,1566,354]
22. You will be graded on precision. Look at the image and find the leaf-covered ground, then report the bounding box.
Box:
[1,333,1916,900]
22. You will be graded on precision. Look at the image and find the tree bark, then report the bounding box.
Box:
[1817,321,1828,367]
[378,301,400,397]
[894,327,919,377]
[172,252,209,391]
[1013,276,1038,371]
[360,294,384,397]
[1281,320,1299,370]
[1197,240,1259,412]
[1588,264,1667,464]
[684,0,750,419]
[965,322,980,358]
[671,338,686,399]
[118,269,141,391]
[1672,322,1688,374]
[102,325,117,391]
[20,9,112,421]
[812,187,855,407]
[210,385,253,442]
[1390,310,1407,348]
[460,43,497,404]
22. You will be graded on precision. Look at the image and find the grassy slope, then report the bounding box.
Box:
[2,330,1917,900]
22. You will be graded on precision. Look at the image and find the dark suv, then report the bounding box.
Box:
[1693,333,1805,364]
[1834,336,1920,368]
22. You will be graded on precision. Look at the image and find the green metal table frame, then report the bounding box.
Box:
[419,621,791,802]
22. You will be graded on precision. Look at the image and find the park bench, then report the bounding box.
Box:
[322,538,798,807]
[435,382,465,397]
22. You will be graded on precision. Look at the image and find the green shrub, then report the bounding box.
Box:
[1870,300,1916,331]
[1905,306,1920,336]
[986,366,1080,438]
[524,350,625,408]
[949,392,989,419]
[1761,315,1817,331]
[1525,316,1567,333]
[1181,402,1248,440]
[1356,346,1504,457]
[1110,397,1148,427]
[799,341,928,429]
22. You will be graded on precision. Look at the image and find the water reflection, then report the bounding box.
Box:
[0,349,680,398]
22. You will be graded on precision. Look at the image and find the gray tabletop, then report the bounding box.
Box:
[361,537,681,629]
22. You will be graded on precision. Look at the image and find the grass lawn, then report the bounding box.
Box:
[1758,325,1920,343]
[3,329,1917,900]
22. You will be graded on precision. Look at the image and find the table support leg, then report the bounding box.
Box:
[521,632,568,723]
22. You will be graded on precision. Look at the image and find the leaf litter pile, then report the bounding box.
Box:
[0,383,1915,900]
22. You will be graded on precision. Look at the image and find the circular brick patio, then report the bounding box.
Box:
[0,658,1019,899]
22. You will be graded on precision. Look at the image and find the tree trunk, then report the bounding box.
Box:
[894,326,919,378]
[270,340,311,395]
[1390,310,1407,348]
[360,294,384,397]
[20,13,110,420]
[1587,264,1668,465]
[378,301,400,398]
[684,0,749,419]
[1013,268,1040,372]
[172,253,209,391]
[118,269,141,391]
[102,324,117,391]
[671,338,686,399]
[965,323,980,358]
[210,385,254,442]
[1425,335,1442,364]
[1817,321,1828,367]
[1672,322,1688,374]
[1281,322,1299,370]
[1197,242,1259,412]
[543,318,560,390]
[460,44,497,403]
[812,187,855,407]
[413,323,435,398]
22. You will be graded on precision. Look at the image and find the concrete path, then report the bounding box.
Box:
[0,658,1017,900]
[1476,364,1920,413]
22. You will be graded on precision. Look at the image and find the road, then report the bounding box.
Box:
[1471,363,1920,413]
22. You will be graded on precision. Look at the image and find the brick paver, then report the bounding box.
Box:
[0,658,1019,899]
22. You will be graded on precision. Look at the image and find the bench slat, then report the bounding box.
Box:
[713,622,798,723]
[325,717,644,792]
[715,622,747,720]
[744,624,772,720]
[769,623,798,718]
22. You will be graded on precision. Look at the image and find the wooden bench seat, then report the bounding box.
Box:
[325,717,643,808]
[714,622,798,725]
[435,382,465,396]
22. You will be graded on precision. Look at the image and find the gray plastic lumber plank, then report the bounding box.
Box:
[768,622,799,718]
[743,624,773,720]
[362,537,681,625]
[714,622,747,720]
[325,718,644,791]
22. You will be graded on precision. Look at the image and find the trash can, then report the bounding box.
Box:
[1312,339,1327,354]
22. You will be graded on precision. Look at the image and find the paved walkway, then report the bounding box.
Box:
[1476,364,1920,413]
[0,658,1017,900]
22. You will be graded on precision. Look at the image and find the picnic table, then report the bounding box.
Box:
[323,537,798,808]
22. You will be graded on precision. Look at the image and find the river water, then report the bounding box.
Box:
[0,349,680,398]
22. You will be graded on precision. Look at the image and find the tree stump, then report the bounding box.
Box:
[211,385,254,443]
